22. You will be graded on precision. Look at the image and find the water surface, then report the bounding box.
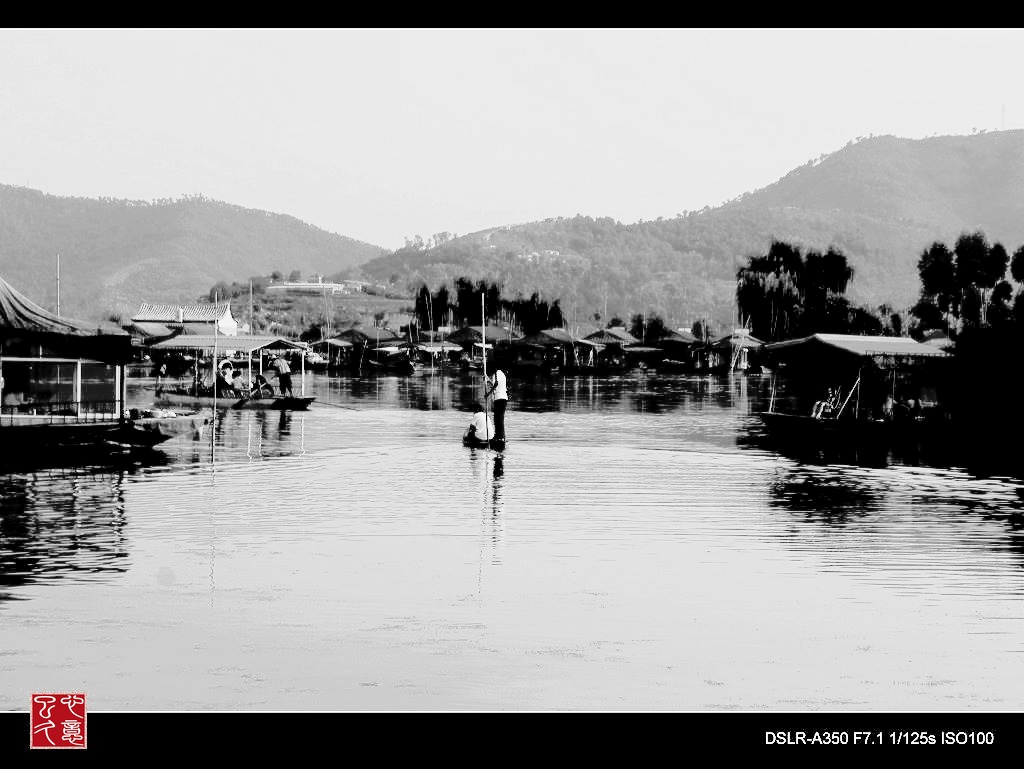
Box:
[1,372,1022,711]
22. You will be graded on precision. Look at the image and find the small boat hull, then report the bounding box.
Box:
[462,435,506,451]
[757,411,947,446]
[154,388,315,411]
[0,410,211,462]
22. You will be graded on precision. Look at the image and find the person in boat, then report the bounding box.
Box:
[812,387,839,419]
[484,367,508,441]
[217,364,236,397]
[464,401,495,445]
[250,372,273,399]
[229,370,246,397]
[880,394,895,421]
[270,355,293,396]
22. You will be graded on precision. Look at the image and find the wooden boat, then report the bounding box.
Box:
[757,333,952,451]
[462,434,506,451]
[153,385,315,411]
[364,348,419,376]
[1,408,211,461]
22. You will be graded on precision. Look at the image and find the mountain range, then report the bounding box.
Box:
[0,189,384,320]
[2,129,1023,330]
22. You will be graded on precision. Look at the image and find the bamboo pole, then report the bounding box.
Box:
[481,292,490,446]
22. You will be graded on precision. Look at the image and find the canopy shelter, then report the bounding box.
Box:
[524,328,577,346]
[332,326,402,347]
[311,337,354,368]
[150,334,309,394]
[763,333,951,420]
[416,341,463,354]
[126,321,175,344]
[583,327,639,345]
[701,329,764,371]
[312,338,354,349]
[709,330,764,351]
[764,333,948,367]
[661,329,698,345]
[150,334,308,355]
[0,275,131,363]
[446,324,522,348]
[1,275,133,420]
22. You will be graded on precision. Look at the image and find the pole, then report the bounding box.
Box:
[55,253,60,317]
[481,292,490,445]
[212,294,218,458]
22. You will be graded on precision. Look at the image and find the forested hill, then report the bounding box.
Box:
[0,186,384,319]
[355,130,1024,333]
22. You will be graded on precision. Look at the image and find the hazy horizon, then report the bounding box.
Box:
[2,28,1022,250]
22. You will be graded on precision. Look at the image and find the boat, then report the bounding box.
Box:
[462,434,506,451]
[153,385,314,411]
[460,341,492,371]
[757,333,952,450]
[146,334,314,409]
[2,407,210,460]
[0,274,211,460]
[363,345,419,375]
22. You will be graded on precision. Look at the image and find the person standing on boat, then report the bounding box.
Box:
[485,367,508,441]
[270,355,293,396]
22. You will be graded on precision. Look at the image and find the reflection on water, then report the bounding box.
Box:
[1,371,1023,711]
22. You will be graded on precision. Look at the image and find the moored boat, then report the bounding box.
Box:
[757,333,952,451]
[0,273,207,460]
[153,385,315,411]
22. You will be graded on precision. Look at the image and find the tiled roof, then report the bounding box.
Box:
[133,303,230,322]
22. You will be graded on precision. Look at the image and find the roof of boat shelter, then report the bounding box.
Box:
[764,333,949,359]
[0,275,127,338]
[311,338,354,348]
[150,334,308,353]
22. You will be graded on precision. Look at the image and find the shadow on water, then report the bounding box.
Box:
[766,465,882,523]
[739,415,1023,480]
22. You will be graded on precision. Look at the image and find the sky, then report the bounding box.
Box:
[2,28,1023,251]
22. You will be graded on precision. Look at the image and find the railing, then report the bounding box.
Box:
[0,400,123,426]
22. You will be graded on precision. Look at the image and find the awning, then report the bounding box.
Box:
[129,321,174,338]
[416,342,462,353]
[0,275,132,363]
[312,338,354,349]
[150,334,308,354]
[764,333,948,359]
[0,275,127,338]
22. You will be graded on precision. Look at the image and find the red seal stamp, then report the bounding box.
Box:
[30,693,87,749]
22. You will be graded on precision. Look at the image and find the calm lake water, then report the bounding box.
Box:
[2,370,1023,712]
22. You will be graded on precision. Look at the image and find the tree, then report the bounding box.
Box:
[917,241,956,317]
[1011,245,1024,284]
[208,281,230,302]
[914,231,1013,333]
[736,240,863,342]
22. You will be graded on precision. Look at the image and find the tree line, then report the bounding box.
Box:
[412,277,565,337]
[734,240,900,343]
[910,231,1024,335]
